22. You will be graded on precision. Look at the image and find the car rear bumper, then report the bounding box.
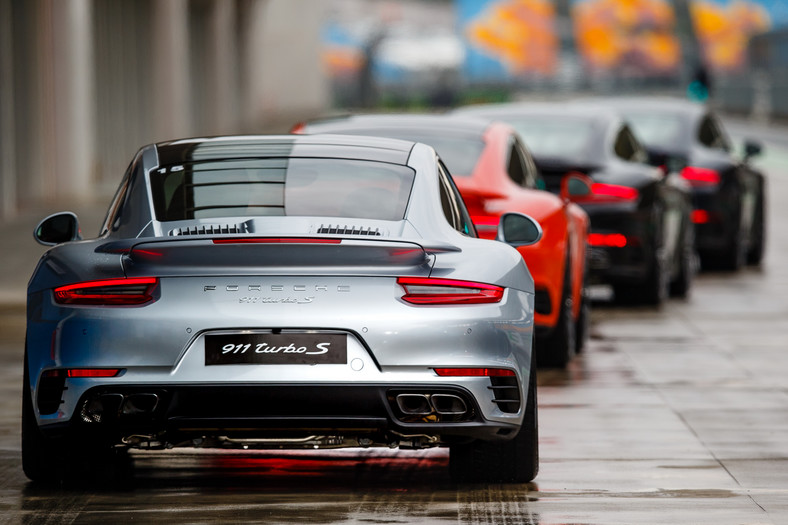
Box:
[40,383,524,446]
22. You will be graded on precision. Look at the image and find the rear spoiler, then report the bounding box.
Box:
[120,237,454,278]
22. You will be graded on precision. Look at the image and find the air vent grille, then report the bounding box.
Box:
[169,223,248,236]
[489,376,521,414]
[316,224,382,236]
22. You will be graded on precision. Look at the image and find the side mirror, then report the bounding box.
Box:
[560,172,593,202]
[743,140,762,161]
[34,212,81,246]
[497,212,542,246]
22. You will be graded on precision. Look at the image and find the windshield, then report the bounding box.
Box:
[507,118,596,162]
[151,157,416,222]
[624,113,685,150]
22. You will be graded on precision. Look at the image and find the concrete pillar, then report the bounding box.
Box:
[152,0,191,142]
[206,0,239,135]
[242,0,329,132]
[49,0,96,203]
[0,0,16,218]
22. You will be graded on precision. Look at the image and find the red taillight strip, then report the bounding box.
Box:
[53,277,158,306]
[681,166,721,187]
[588,233,628,248]
[434,368,516,377]
[591,183,639,201]
[397,277,504,305]
[212,238,342,244]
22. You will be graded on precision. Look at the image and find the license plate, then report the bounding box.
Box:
[205,332,347,365]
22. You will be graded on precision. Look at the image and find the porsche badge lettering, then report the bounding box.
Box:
[202,284,350,304]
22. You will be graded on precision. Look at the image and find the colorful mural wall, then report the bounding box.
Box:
[457,0,786,81]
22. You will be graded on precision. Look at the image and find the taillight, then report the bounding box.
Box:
[591,183,639,201]
[212,238,341,244]
[434,368,515,377]
[588,233,628,248]
[53,277,158,306]
[681,166,721,187]
[691,209,721,224]
[397,277,504,305]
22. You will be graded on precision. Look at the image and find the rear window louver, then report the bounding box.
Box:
[169,223,249,236]
[316,224,382,236]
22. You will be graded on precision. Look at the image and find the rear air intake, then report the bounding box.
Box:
[169,223,249,236]
[316,224,382,236]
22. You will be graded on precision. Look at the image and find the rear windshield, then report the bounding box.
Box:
[349,131,484,176]
[151,157,416,222]
[507,118,596,162]
[623,113,686,150]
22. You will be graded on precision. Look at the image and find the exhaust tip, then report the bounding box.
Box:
[121,393,160,415]
[430,394,467,415]
[396,393,432,415]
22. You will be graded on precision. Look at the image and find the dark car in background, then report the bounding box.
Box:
[456,103,695,305]
[294,114,590,368]
[587,97,766,270]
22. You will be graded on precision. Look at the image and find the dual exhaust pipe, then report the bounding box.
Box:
[80,392,160,423]
[395,393,468,416]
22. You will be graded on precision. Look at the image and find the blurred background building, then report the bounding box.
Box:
[2,0,788,220]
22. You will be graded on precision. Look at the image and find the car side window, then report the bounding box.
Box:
[515,137,540,189]
[614,125,648,163]
[506,139,527,187]
[100,172,131,235]
[698,115,731,152]
[438,160,477,237]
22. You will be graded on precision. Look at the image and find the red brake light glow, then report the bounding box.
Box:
[433,368,516,377]
[397,277,504,305]
[212,238,341,244]
[588,233,628,248]
[66,368,122,378]
[591,183,639,201]
[53,277,158,306]
[681,166,721,187]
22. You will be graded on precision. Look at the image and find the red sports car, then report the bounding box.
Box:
[293,115,590,368]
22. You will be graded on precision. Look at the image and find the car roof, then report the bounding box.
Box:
[457,101,619,127]
[153,134,416,166]
[302,114,493,137]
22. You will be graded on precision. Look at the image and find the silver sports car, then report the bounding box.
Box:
[24,134,541,484]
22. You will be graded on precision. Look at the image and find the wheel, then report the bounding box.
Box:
[450,348,539,483]
[537,263,575,368]
[670,224,695,298]
[747,186,766,266]
[22,349,62,483]
[615,251,668,306]
[22,348,131,485]
[574,290,590,354]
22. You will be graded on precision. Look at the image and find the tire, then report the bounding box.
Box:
[450,348,539,483]
[22,349,62,484]
[615,252,668,306]
[537,261,575,368]
[670,224,695,298]
[747,187,766,266]
[22,349,131,485]
[574,290,590,354]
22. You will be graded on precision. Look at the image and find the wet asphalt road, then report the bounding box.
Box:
[0,118,787,524]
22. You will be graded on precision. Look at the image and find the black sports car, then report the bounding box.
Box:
[587,97,766,270]
[456,102,695,305]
